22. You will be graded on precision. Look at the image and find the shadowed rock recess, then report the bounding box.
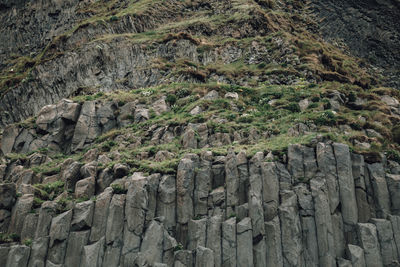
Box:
[1,0,400,266]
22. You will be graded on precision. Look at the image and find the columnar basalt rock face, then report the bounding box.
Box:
[1,142,400,266]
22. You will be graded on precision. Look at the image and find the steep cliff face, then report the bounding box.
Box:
[2,136,400,266]
[310,0,400,88]
[1,0,400,266]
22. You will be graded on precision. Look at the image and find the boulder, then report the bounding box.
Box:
[90,188,113,242]
[347,244,366,267]
[224,92,239,100]
[71,200,94,230]
[203,90,219,100]
[75,176,95,199]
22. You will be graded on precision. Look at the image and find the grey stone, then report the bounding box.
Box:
[337,258,352,267]
[279,190,303,267]
[28,237,49,267]
[203,90,219,100]
[97,168,114,192]
[106,194,125,244]
[6,245,30,267]
[237,217,253,267]
[121,226,141,266]
[222,217,236,267]
[261,162,279,221]
[163,230,177,266]
[140,220,164,265]
[65,230,90,267]
[113,163,129,179]
[182,128,197,149]
[145,173,160,223]
[194,152,212,217]
[311,177,336,267]
[174,250,193,267]
[347,244,366,267]
[71,200,94,231]
[265,216,283,267]
[49,210,72,247]
[386,174,400,215]
[0,246,10,267]
[74,176,95,199]
[35,201,56,238]
[103,241,122,267]
[61,161,82,191]
[21,213,38,242]
[225,150,239,208]
[357,223,383,267]
[288,144,304,180]
[333,143,358,225]
[177,157,197,224]
[389,215,400,260]
[0,183,16,209]
[316,143,340,213]
[1,125,20,155]
[90,188,112,242]
[195,246,214,267]
[206,215,222,267]
[371,218,398,266]
[71,101,100,151]
[367,163,391,218]
[0,209,10,232]
[157,175,176,232]
[125,173,148,235]
[81,237,105,267]
[8,194,34,235]
[188,218,207,250]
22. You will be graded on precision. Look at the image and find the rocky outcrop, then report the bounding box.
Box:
[1,142,400,266]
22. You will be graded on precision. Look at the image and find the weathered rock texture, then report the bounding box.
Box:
[1,142,400,266]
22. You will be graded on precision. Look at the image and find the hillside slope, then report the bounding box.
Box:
[1,0,400,266]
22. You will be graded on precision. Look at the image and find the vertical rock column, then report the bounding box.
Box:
[311,177,336,267]
[103,193,125,266]
[248,152,267,267]
[122,173,148,266]
[333,143,358,248]
[176,155,198,248]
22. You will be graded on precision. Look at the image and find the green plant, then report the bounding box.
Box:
[174,243,184,252]
[166,94,177,105]
[109,15,118,22]
[387,150,400,164]
[315,111,337,126]
[111,184,127,194]
[284,103,301,113]
[392,126,400,145]
[101,140,117,152]
[23,238,32,246]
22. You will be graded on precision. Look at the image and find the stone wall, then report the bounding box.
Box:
[1,141,400,266]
